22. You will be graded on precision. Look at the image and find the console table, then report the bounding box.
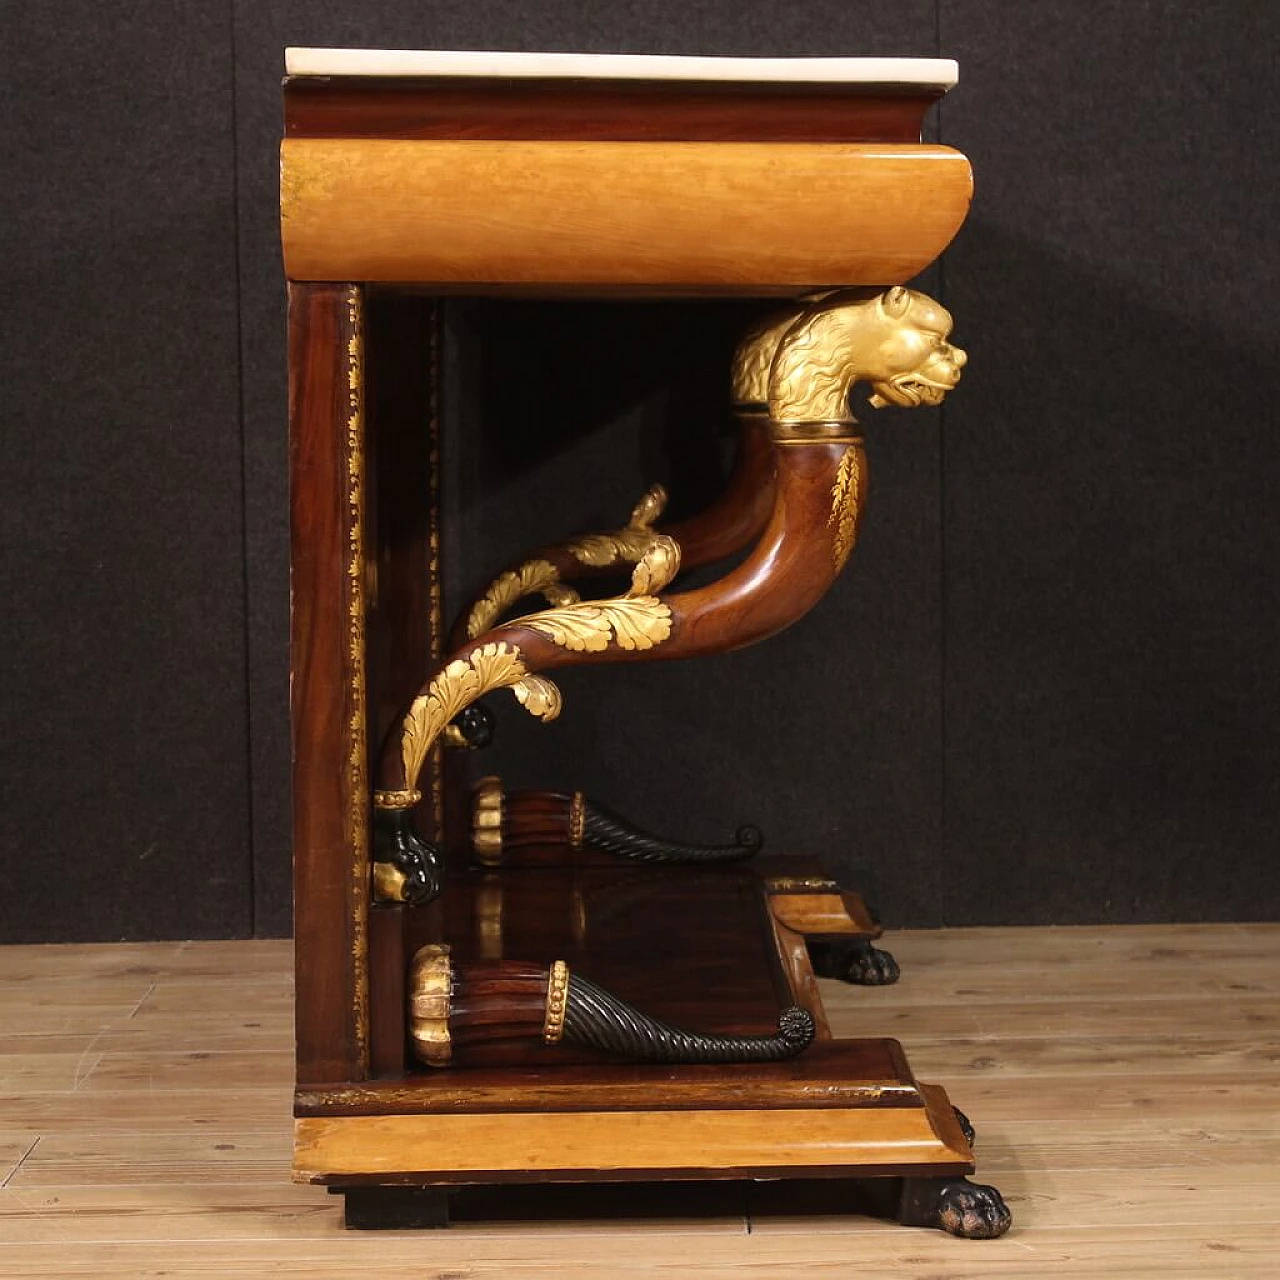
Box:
[282,47,1011,1240]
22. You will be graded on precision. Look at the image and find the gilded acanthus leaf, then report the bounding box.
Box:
[595,598,672,651]
[629,483,668,528]
[467,558,562,639]
[401,642,528,787]
[627,535,682,597]
[524,531,678,654]
[567,483,670,567]
[523,605,614,652]
[512,674,563,721]
[542,584,580,607]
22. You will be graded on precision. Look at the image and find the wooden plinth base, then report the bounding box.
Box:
[295,1073,971,1185]
[292,859,1014,1235]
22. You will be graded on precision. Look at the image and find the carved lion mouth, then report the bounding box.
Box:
[868,371,959,410]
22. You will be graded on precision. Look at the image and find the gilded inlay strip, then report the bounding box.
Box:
[343,286,370,1071]
[765,875,840,892]
[426,301,445,835]
[543,960,570,1045]
[568,791,586,849]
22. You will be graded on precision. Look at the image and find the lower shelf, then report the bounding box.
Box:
[293,856,1011,1235]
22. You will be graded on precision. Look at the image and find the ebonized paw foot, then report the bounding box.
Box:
[953,1106,976,1148]
[373,809,443,904]
[901,1176,1011,1239]
[808,939,901,986]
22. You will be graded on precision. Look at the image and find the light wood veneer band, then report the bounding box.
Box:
[293,1103,971,1182]
[280,140,972,287]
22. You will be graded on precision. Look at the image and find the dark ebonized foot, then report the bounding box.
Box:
[899,1176,1011,1239]
[808,938,901,986]
[373,808,443,905]
[340,1185,452,1230]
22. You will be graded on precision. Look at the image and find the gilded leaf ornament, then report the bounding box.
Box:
[400,642,529,790]
[512,673,563,720]
[567,484,669,567]
[828,448,861,573]
[524,535,680,654]
[466,558,577,640]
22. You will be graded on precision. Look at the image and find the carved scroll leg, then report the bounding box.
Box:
[471,776,761,868]
[409,945,814,1068]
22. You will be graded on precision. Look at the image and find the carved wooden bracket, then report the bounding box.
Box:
[373,287,965,902]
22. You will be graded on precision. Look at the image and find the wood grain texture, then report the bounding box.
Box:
[280,141,972,288]
[288,284,369,1084]
[292,1102,967,1182]
[283,79,944,144]
[4,924,1279,1274]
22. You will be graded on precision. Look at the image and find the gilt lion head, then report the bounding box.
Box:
[767,286,966,425]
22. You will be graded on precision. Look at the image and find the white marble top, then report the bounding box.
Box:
[284,48,957,90]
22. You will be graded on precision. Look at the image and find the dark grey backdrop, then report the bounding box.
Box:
[4,2,1277,943]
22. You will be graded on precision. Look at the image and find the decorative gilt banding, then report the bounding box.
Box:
[543,960,570,1045]
[828,448,861,573]
[342,287,370,1069]
[373,788,421,810]
[408,945,454,1067]
[766,875,840,892]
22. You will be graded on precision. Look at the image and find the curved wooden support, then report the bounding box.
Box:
[470,776,761,867]
[374,287,965,898]
[409,945,814,1069]
[448,299,827,656]
[452,421,776,653]
[380,442,859,794]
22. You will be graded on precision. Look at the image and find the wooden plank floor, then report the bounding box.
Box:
[1,924,1278,1277]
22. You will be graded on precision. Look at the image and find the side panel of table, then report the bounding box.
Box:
[289,283,370,1084]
